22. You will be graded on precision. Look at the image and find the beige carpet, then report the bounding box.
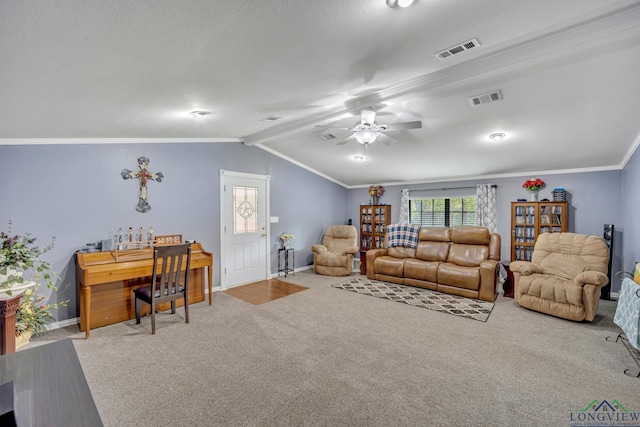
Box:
[24,271,640,426]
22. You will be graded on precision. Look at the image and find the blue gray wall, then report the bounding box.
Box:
[2,141,638,323]
[622,145,640,279]
[0,142,348,322]
[347,170,627,292]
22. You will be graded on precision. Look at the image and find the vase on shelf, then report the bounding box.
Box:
[529,191,539,202]
[372,195,379,205]
[283,240,290,250]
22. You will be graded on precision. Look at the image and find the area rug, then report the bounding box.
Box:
[332,277,494,322]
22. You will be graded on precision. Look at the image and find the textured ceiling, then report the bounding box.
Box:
[2,0,640,186]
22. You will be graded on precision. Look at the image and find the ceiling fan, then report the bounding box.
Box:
[316,108,422,146]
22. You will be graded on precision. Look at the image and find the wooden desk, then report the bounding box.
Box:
[76,243,213,338]
[0,338,103,426]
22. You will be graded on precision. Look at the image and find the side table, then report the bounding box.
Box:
[359,251,367,275]
[0,294,21,355]
[501,261,514,298]
[278,248,295,277]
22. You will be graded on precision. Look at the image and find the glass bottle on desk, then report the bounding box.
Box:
[117,228,123,250]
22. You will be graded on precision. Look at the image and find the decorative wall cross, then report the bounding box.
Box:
[121,156,164,213]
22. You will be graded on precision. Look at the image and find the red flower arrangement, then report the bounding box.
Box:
[522,178,545,192]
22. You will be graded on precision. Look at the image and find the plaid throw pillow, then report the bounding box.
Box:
[387,223,421,249]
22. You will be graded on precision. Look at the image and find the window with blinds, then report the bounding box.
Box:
[409,197,476,227]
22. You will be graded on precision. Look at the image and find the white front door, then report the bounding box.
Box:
[220,170,270,289]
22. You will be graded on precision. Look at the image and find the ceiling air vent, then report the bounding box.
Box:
[260,115,282,122]
[469,90,503,107]
[318,133,337,141]
[435,38,481,60]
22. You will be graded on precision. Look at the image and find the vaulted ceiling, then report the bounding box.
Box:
[2,0,640,187]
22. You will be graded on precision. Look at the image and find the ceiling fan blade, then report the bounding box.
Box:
[377,134,397,146]
[336,134,356,145]
[382,120,422,131]
[361,109,376,125]
[315,125,353,130]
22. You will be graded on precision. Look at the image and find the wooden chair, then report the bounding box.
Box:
[134,243,192,334]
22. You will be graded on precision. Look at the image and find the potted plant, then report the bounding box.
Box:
[0,221,66,346]
[279,232,295,249]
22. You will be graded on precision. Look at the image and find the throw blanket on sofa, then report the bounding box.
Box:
[386,223,421,248]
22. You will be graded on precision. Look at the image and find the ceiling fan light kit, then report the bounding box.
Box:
[355,129,380,145]
[316,108,422,146]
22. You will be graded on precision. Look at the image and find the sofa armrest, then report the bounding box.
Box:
[365,249,388,279]
[509,261,543,275]
[345,244,359,255]
[574,271,609,288]
[311,244,327,254]
[479,259,499,301]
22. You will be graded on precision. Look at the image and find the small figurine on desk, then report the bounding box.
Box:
[148,227,154,245]
[138,226,143,243]
[128,227,133,243]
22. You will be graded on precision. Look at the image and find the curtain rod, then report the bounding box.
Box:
[410,184,497,191]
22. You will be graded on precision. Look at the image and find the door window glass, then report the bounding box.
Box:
[233,185,258,234]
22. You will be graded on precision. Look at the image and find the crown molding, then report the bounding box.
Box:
[0,138,241,145]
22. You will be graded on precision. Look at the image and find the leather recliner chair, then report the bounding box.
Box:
[509,232,609,322]
[311,225,358,276]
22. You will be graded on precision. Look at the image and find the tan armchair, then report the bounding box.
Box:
[311,225,358,276]
[510,232,609,322]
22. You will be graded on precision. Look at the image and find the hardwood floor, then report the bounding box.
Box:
[223,278,308,305]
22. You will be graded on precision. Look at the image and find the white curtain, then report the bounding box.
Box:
[399,189,410,224]
[476,184,497,233]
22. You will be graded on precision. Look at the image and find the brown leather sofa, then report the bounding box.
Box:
[366,226,501,302]
[509,232,609,322]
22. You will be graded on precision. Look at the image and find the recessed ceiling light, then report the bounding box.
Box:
[387,0,414,7]
[353,155,367,162]
[190,111,210,119]
[489,132,506,141]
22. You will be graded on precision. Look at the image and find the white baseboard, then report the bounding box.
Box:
[610,291,619,300]
[48,316,79,331]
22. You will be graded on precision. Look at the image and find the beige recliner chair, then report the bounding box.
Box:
[311,225,358,276]
[510,232,609,322]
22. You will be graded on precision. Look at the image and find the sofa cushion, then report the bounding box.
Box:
[450,226,490,245]
[374,256,405,277]
[404,259,440,282]
[437,263,480,291]
[532,233,608,274]
[447,244,489,267]
[388,246,416,259]
[316,252,351,267]
[538,253,590,280]
[418,227,450,242]
[517,273,583,306]
[415,241,449,262]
